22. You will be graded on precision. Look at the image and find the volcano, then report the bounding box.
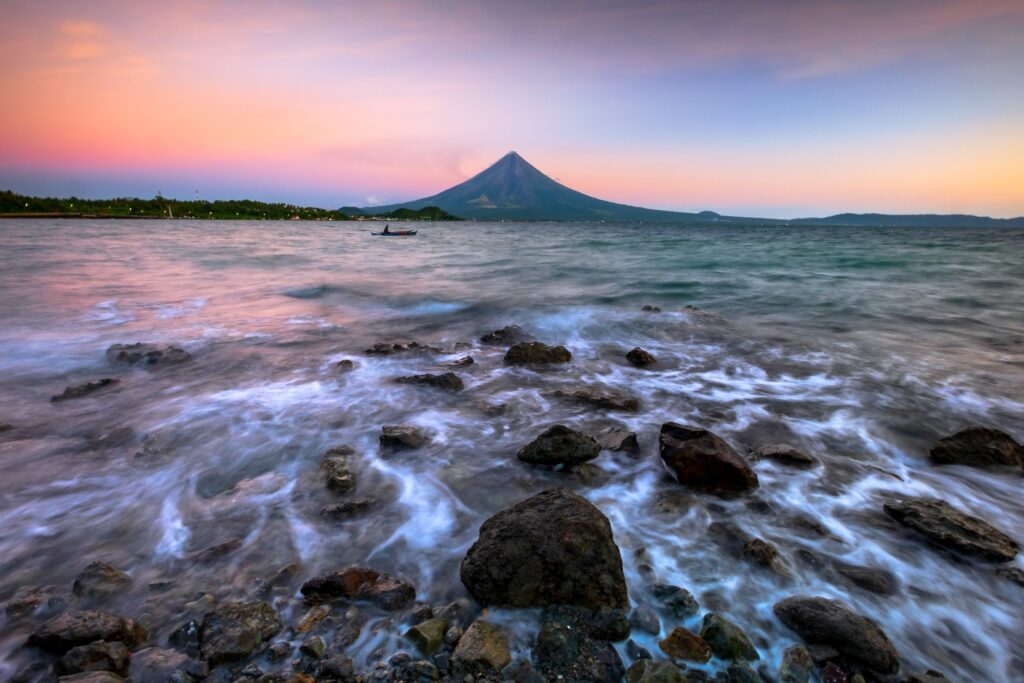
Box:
[363,151,717,222]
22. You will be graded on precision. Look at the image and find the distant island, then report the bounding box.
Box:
[0,190,461,222]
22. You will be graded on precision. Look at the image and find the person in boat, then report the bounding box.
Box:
[382,224,390,234]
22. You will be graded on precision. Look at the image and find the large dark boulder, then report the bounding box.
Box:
[929,426,1024,468]
[29,610,147,653]
[460,488,628,610]
[300,567,416,610]
[517,425,601,467]
[883,496,1019,562]
[198,601,281,665]
[659,423,758,496]
[504,342,571,364]
[773,596,900,675]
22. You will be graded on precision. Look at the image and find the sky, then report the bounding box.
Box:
[0,0,1022,218]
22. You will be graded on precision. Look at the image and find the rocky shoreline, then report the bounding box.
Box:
[2,319,1022,683]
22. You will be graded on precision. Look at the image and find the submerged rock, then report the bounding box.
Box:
[517,425,601,467]
[405,617,449,656]
[551,386,640,412]
[128,647,207,682]
[929,426,1024,468]
[625,659,686,683]
[300,567,416,610]
[199,600,282,666]
[393,372,465,391]
[450,355,474,367]
[773,596,900,675]
[460,488,628,610]
[105,343,191,368]
[29,610,147,653]
[504,341,571,364]
[364,340,437,355]
[626,347,657,368]
[659,423,759,496]
[321,446,356,492]
[480,325,535,346]
[629,605,661,635]
[748,444,817,469]
[452,620,511,674]
[883,496,1019,562]
[320,499,373,521]
[72,562,132,599]
[779,644,814,683]
[650,583,699,619]
[52,379,121,403]
[831,561,898,596]
[335,359,356,372]
[741,538,790,578]
[379,424,430,450]
[700,613,759,661]
[598,427,640,455]
[5,585,57,616]
[659,627,711,663]
[58,640,129,676]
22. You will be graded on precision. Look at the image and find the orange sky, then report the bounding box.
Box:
[1,0,1022,217]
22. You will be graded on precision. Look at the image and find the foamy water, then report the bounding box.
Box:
[0,219,1021,680]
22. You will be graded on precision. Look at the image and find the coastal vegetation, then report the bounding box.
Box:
[0,190,461,221]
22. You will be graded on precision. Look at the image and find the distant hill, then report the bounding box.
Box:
[364,205,462,221]
[793,213,1024,228]
[364,151,1024,226]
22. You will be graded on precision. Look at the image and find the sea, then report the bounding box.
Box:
[0,219,1021,680]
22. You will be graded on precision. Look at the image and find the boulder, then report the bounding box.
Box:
[58,641,129,675]
[450,355,474,367]
[626,348,656,368]
[460,488,628,610]
[336,359,356,372]
[72,562,132,598]
[650,583,699,619]
[128,647,207,683]
[658,627,711,663]
[700,613,759,661]
[629,605,661,635]
[300,567,416,610]
[642,305,662,312]
[598,427,640,455]
[379,424,430,450]
[504,342,571,364]
[748,444,817,469]
[29,610,146,653]
[551,386,640,412]
[405,617,448,656]
[659,423,759,496]
[321,447,356,492]
[452,620,511,674]
[105,343,191,368]
[5,585,56,616]
[300,635,325,658]
[394,372,465,392]
[625,659,687,683]
[929,426,1024,468]
[773,596,900,674]
[779,644,814,683]
[199,601,282,665]
[480,325,534,346]
[52,379,121,403]
[534,607,625,682]
[517,425,601,467]
[883,496,1019,562]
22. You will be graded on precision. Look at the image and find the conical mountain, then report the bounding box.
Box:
[363,151,714,221]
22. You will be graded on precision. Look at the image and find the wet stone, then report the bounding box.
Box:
[883,496,1020,562]
[659,626,712,663]
[405,617,449,656]
[198,600,282,666]
[480,325,534,346]
[451,620,511,675]
[59,640,129,676]
[300,567,416,610]
[128,647,207,683]
[660,423,759,496]
[929,426,1024,468]
[29,610,147,654]
[599,426,640,454]
[449,355,474,367]
[300,635,325,659]
[534,607,625,683]
[336,359,356,372]
[726,661,763,683]
[380,425,430,450]
[52,378,121,402]
[550,385,641,412]
[393,372,465,392]
[741,539,790,578]
[321,449,357,493]
[832,561,898,596]
[517,424,601,467]
[504,341,571,364]
[626,347,657,368]
[748,444,817,469]
[651,583,699,619]
[626,639,652,661]
[779,644,814,683]
[106,343,192,368]
[5,585,55,616]
[625,659,686,683]
[364,340,437,355]
[700,613,759,661]
[642,305,662,312]
[320,498,374,521]
[295,604,331,634]
[629,604,661,635]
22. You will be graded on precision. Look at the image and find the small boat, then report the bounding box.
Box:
[371,229,418,236]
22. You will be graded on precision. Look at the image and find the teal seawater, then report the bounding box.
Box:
[0,219,1021,680]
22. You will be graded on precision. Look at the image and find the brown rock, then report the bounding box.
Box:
[658,627,711,663]
[883,496,1019,562]
[929,426,1024,468]
[517,425,601,467]
[626,347,656,367]
[72,562,132,598]
[659,423,759,496]
[380,424,430,450]
[504,342,571,364]
[598,427,640,454]
[452,620,511,673]
[748,444,817,469]
[300,567,415,610]
[393,372,465,391]
[551,386,640,412]
[29,610,147,653]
